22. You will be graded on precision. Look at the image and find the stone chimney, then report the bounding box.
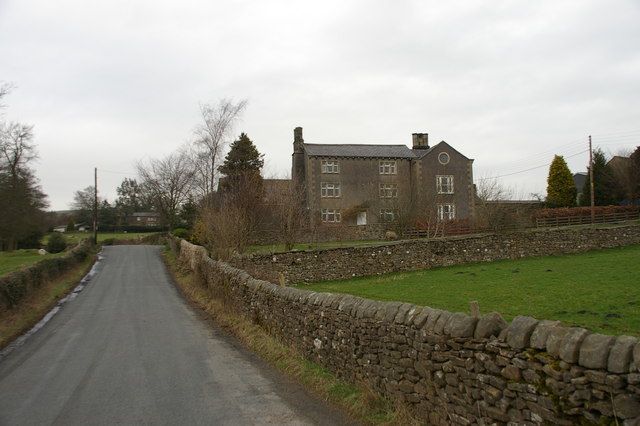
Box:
[292,126,306,187]
[293,127,304,152]
[412,133,429,150]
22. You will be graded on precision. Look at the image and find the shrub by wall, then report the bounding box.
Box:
[173,236,640,425]
[534,205,640,219]
[232,224,640,284]
[0,239,92,313]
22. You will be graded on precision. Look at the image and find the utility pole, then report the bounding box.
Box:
[93,167,98,245]
[589,135,595,224]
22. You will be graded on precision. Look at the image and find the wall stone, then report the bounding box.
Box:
[232,224,640,284]
[173,236,640,425]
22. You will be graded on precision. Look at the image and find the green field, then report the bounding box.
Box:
[1,232,158,276]
[43,231,158,245]
[248,239,388,254]
[299,245,640,336]
[0,250,66,276]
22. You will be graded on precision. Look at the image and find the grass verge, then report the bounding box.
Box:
[300,244,640,336]
[162,248,419,426]
[43,231,159,246]
[0,251,96,349]
[247,239,389,255]
[0,250,66,276]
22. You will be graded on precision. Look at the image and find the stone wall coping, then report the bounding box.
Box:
[241,223,639,259]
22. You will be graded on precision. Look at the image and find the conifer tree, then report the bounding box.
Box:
[546,155,576,207]
[218,133,264,197]
[580,148,615,206]
[218,133,264,176]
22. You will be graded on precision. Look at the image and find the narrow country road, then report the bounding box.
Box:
[0,245,348,426]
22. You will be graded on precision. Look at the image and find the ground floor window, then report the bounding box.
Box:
[321,209,341,223]
[379,209,397,223]
[437,203,456,221]
[356,211,367,225]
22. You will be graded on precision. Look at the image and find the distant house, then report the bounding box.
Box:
[127,212,160,227]
[573,172,587,205]
[607,155,639,205]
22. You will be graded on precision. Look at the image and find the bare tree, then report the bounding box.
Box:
[136,150,195,229]
[192,99,247,196]
[474,177,535,232]
[0,121,47,250]
[0,122,37,178]
[269,180,307,250]
[0,82,14,112]
[194,172,265,259]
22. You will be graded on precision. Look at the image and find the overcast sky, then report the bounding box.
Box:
[1,0,639,210]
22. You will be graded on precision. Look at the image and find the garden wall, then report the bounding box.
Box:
[174,237,640,424]
[232,224,640,284]
[0,240,92,313]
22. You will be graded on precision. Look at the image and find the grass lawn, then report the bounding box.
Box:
[1,232,159,276]
[0,253,96,348]
[248,239,389,255]
[0,250,66,276]
[299,244,640,336]
[43,231,158,245]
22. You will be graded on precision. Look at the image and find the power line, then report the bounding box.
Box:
[591,129,640,138]
[97,168,137,176]
[483,133,639,179]
[478,148,589,181]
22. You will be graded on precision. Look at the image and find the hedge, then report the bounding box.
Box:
[533,205,640,219]
[0,239,92,313]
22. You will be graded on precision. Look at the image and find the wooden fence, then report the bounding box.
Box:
[535,210,640,227]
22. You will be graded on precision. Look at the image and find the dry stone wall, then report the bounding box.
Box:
[232,224,640,284]
[175,237,640,425]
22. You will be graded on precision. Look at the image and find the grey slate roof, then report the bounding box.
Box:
[303,143,417,159]
[132,212,160,217]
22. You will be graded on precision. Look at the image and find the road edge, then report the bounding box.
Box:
[161,247,419,426]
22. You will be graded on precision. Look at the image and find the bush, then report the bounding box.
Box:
[1,239,91,310]
[17,229,45,249]
[172,228,190,239]
[47,233,67,253]
[533,205,639,219]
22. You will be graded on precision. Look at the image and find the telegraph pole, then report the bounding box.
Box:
[93,167,98,245]
[589,135,595,224]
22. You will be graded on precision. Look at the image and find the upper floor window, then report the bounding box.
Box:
[379,209,397,223]
[379,160,397,175]
[437,204,456,221]
[321,160,340,174]
[379,183,398,198]
[321,182,341,198]
[436,175,454,194]
[321,209,341,223]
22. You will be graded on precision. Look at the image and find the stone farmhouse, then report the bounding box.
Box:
[290,127,475,227]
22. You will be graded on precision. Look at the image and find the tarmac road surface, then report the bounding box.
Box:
[0,245,349,426]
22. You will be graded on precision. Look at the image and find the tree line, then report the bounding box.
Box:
[0,83,48,251]
[66,99,256,233]
[546,147,640,208]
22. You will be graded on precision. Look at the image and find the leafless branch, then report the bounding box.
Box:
[136,149,195,229]
[192,99,247,196]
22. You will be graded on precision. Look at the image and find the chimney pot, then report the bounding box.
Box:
[412,132,429,149]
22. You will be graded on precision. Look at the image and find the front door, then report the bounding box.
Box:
[357,211,367,225]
